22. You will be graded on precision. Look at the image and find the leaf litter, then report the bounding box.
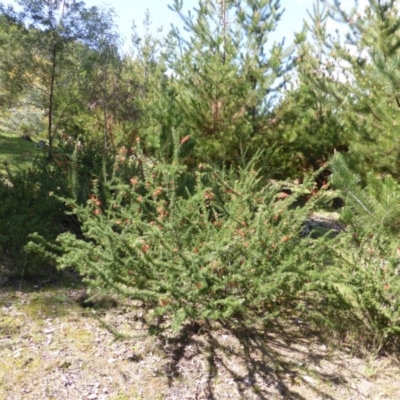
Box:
[1,283,400,400]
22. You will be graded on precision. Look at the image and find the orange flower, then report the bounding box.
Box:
[141,244,150,253]
[180,135,191,144]
[234,229,246,238]
[130,176,139,185]
[94,208,101,216]
[321,182,329,189]
[157,207,168,218]
[276,192,289,200]
[204,191,215,200]
[89,195,101,206]
[152,187,163,197]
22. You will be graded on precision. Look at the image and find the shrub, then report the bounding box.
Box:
[0,136,117,279]
[328,153,400,348]
[0,164,67,278]
[28,142,354,331]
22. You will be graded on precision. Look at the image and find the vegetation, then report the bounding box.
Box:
[0,130,40,172]
[2,4,400,394]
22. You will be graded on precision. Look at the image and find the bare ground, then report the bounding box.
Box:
[1,281,400,400]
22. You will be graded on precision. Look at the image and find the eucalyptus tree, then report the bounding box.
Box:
[0,14,24,108]
[0,0,118,158]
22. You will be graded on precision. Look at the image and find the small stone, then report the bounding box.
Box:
[302,375,315,384]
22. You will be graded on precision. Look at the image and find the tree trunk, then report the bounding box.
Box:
[47,44,57,159]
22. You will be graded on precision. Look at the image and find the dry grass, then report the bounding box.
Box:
[1,281,400,400]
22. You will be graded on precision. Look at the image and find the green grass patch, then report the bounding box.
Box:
[0,129,44,173]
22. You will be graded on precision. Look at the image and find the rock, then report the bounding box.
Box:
[35,140,47,149]
[21,134,33,141]
[301,214,346,238]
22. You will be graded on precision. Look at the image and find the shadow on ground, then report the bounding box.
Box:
[1,280,399,399]
[152,318,391,400]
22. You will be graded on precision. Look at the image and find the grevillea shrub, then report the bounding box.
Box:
[28,144,352,331]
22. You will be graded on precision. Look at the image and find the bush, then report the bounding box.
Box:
[28,143,354,331]
[328,153,400,348]
[0,136,117,279]
[0,164,67,278]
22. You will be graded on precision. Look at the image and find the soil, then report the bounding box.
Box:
[1,280,400,400]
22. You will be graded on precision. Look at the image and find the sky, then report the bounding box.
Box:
[2,0,322,50]
[2,0,368,52]
[85,0,316,51]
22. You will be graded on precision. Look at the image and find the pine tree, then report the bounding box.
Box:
[300,0,400,179]
[329,152,400,234]
[328,152,400,343]
[126,11,175,158]
[265,71,348,180]
[164,0,293,166]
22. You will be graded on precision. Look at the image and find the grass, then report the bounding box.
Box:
[0,128,44,173]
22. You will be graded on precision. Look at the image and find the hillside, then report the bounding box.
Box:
[0,129,42,173]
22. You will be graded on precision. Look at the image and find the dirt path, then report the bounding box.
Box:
[1,284,399,400]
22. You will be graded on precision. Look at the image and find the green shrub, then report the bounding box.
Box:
[0,164,67,278]
[0,136,119,279]
[28,142,354,331]
[329,153,400,348]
